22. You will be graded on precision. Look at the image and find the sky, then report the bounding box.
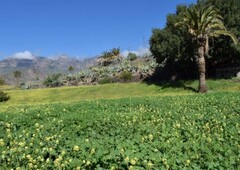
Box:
[0,0,197,60]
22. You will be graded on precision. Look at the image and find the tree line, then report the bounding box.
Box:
[150,0,240,92]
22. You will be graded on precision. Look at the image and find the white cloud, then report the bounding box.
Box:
[121,47,151,58]
[12,51,35,60]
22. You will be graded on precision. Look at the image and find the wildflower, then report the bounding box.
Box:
[0,139,4,146]
[186,159,191,166]
[147,161,153,167]
[73,145,80,151]
[5,123,11,128]
[86,160,91,165]
[54,156,62,166]
[90,148,95,154]
[148,134,154,141]
[175,123,181,128]
[124,156,129,162]
[130,159,136,165]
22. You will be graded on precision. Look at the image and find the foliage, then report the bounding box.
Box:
[13,70,22,86]
[0,90,10,102]
[98,77,113,84]
[150,0,240,79]
[13,70,21,78]
[127,52,138,61]
[119,70,132,82]
[2,79,239,105]
[0,92,239,169]
[198,0,240,70]
[175,5,237,92]
[68,66,74,73]
[64,56,158,85]
[43,74,62,87]
[0,77,6,86]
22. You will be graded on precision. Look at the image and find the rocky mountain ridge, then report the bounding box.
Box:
[0,55,96,86]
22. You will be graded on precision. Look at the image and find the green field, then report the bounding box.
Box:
[0,80,240,169]
[1,79,240,106]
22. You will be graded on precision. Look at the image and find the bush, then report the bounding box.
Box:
[0,90,10,102]
[127,52,138,61]
[98,77,113,84]
[43,73,62,87]
[0,77,5,85]
[119,70,132,82]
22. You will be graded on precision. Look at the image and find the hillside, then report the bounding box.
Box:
[0,55,96,86]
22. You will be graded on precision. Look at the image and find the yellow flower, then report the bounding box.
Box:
[147,161,153,167]
[86,160,91,165]
[73,145,80,151]
[186,159,191,166]
[90,148,95,154]
[130,159,136,165]
[148,134,153,141]
[0,139,4,146]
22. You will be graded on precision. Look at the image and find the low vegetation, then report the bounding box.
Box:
[0,92,239,169]
[1,79,239,105]
[0,91,10,102]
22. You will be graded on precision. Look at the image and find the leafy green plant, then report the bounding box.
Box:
[0,92,239,169]
[127,52,138,61]
[0,77,6,86]
[43,73,62,87]
[98,77,113,84]
[119,70,132,82]
[0,90,10,102]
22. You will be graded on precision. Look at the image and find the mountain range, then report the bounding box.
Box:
[0,55,96,86]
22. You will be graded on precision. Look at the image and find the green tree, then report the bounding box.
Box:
[111,48,120,56]
[43,73,62,87]
[68,66,74,73]
[175,5,237,92]
[127,52,138,61]
[198,0,240,70]
[0,77,5,86]
[13,70,22,87]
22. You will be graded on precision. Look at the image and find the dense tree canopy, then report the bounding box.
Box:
[150,0,240,80]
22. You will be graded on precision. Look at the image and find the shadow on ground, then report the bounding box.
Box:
[143,66,198,93]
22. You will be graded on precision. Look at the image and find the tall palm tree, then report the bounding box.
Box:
[68,65,74,73]
[175,5,237,93]
[13,70,21,87]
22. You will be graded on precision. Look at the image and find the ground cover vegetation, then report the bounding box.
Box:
[1,79,239,105]
[0,92,239,169]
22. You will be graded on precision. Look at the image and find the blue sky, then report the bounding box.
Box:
[0,0,196,59]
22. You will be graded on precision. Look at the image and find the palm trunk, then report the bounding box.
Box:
[197,37,208,93]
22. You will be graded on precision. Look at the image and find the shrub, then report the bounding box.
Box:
[43,73,62,87]
[0,77,5,85]
[127,52,138,61]
[98,77,113,84]
[119,70,132,82]
[0,90,10,102]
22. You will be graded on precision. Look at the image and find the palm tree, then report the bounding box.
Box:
[68,66,74,73]
[175,5,237,93]
[13,70,21,87]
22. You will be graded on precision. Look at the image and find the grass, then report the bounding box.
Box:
[0,79,239,106]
